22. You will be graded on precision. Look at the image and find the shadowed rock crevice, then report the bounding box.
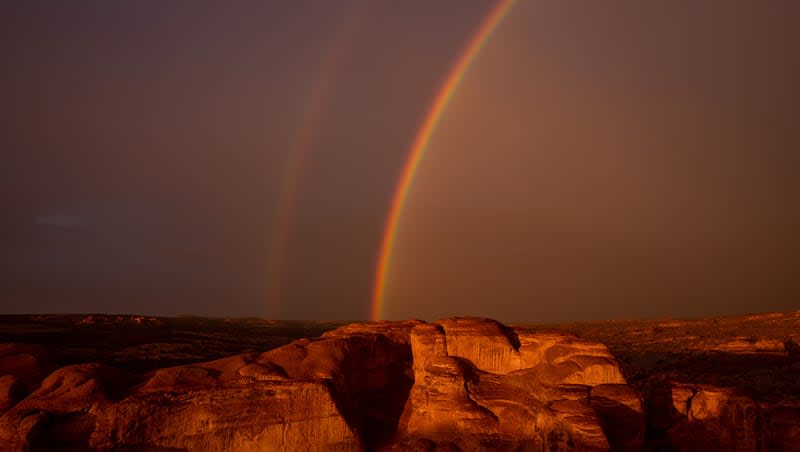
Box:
[27,411,96,452]
[588,384,645,451]
[643,378,774,450]
[2,313,800,451]
[323,333,415,449]
[591,397,644,451]
[499,322,522,351]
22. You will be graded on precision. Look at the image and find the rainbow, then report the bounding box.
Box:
[370,0,519,321]
[266,5,369,318]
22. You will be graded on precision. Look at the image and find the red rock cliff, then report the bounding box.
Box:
[0,316,797,451]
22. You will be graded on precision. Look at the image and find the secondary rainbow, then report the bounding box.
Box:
[266,5,369,317]
[370,0,519,321]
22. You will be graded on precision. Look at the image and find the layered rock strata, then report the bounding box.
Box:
[1,316,795,451]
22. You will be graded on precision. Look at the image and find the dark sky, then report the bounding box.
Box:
[2,1,798,321]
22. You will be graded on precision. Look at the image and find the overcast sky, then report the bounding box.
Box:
[2,1,798,321]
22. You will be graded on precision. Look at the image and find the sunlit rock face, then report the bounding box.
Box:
[0,322,421,451]
[0,315,796,451]
[394,318,631,451]
[0,363,130,451]
[100,381,358,451]
[437,318,523,373]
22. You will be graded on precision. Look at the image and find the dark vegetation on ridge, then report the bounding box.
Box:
[0,314,348,372]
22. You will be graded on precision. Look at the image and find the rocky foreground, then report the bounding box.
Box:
[1,313,799,451]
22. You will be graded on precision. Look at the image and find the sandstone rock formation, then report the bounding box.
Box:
[397,318,632,450]
[0,314,798,451]
[567,309,800,451]
[0,343,56,416]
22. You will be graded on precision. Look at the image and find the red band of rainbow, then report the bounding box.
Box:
[370,0,519,320]
[266,5,369,317]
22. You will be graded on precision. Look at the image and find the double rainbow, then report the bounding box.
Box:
[370,0,519,320]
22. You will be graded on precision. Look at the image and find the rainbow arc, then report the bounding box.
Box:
[371,0,519,320]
